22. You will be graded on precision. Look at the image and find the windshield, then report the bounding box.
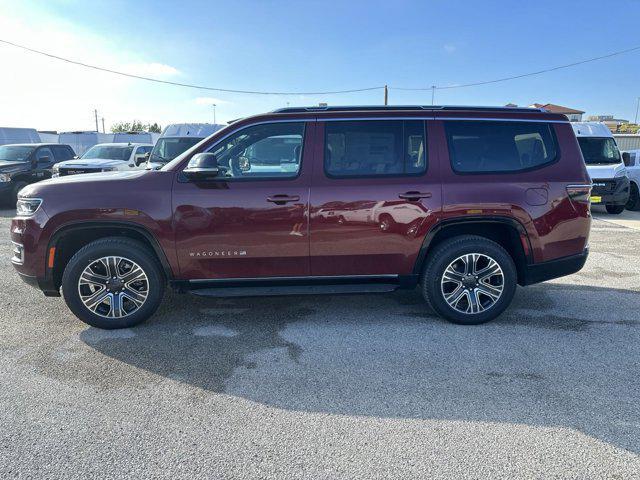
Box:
[577,137,621,165]
[82,145,133,161]
[150,137,203,163]
[0,145,35,162]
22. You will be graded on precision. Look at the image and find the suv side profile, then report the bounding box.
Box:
[11,106,591,329]
[0,143,76,204]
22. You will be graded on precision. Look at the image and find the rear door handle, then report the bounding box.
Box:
[267,194,300,205]
[399,191,432,201]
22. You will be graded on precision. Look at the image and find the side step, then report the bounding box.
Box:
[189,283,399,298]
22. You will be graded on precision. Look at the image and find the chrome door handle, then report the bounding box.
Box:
[399,191,432,201]
[267,195,300,205]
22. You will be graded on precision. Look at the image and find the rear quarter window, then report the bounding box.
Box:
[445,121,558,174]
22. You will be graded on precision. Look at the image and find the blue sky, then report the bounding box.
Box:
[1,0,639,130]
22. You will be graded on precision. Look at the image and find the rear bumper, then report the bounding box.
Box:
[520,248,589,286]
[591,177,630,206]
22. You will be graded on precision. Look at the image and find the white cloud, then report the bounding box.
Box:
[443,44,457,54]
[194,97,231,105]
[124,62,181,77]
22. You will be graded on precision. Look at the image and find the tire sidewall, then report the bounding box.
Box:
[62,241,164,329]
[424,238,517,325]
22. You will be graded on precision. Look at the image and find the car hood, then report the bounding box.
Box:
[57,158,128,168]
[586,162,626,179]
[0,160,29,173]
[19,170,150,198]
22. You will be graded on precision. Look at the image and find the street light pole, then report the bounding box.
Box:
[431,86,436,105]
[635,97,640,124]
[212,104,217,124]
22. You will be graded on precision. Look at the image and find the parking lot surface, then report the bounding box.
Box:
[1,208,639,479]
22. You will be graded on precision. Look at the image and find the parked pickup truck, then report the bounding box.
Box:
[0,143,75,204]
[52,143,153,177]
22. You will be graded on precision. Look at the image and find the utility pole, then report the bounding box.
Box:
[384,85,388,105]
[101,117,106,133]
[94,109,99,132]
[431,86,436,106]
[212,104,217,124]
[635,97,640,124]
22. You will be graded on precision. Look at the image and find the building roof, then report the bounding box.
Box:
[530,103,585,114]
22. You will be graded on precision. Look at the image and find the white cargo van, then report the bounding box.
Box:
[571,122,630,214]
[0,127,41,146]
[622,149,640,210]
[58,131,114,157]
[146,123,225,169]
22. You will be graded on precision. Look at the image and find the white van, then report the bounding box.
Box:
[571,122,630,214]
[147,123,225,169]
[0,127,41,146]
[58,131,114,157]
[112,131,160,145]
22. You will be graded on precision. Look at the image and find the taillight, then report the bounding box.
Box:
[566,184,592,205]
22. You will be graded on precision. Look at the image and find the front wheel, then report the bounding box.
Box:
[61,237,165,329]
[606,204,625,215]
[421,235,517,325]
[626,182,640,211]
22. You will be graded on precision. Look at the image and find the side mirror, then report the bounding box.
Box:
[622,152,631,166]
[134,155,147,166]
[183,153,220,180]
[38,156,51,164]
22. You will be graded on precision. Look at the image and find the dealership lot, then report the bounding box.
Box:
[1,208,639,478]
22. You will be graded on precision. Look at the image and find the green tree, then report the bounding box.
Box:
[110,120,161,133]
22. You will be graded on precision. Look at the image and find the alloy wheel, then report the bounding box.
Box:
[77,256,149,319]
[440,253,504,314]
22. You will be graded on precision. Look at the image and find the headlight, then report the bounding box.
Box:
[615,168,628,178]
[51,165,60,178]
[0,173,10,182]
[16,198,42,216]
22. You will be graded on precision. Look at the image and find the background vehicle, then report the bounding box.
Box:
[58,131,113,157]
[12,106,590,329]
[112,131,160,145]
[0,127,41,146]
[623,149,640,210]
[0,143,75,203]
[572,122,629,214]
[52,143,153,177]
[146,123,224,169]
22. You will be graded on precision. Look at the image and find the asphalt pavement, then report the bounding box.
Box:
[1,207,639,479]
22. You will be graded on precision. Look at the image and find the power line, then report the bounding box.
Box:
[1,37,639,95]
[0,38,383,96]
[393,45,640,91]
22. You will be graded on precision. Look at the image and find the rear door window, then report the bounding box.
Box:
[445,121,557,173]
[324,120,426,177]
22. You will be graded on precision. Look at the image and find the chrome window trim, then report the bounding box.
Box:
[319,116,569,124]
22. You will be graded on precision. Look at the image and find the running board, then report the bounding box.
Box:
[189,283,399,298]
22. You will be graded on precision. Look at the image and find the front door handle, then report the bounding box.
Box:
[399,191,432,201]
[267,194,300,205]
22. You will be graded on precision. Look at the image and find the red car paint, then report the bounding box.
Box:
[11,106,591,296]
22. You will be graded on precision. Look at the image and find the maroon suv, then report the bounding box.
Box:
[11,106,592,329]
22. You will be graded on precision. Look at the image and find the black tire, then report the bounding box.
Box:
[421,235,517,325]
[626,182,640,211]
[11,181,28,205]
[606,204,625,215]
[61,237,165,329]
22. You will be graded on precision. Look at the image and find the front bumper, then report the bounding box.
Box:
[520,248,589,286]
[590,177,630,206]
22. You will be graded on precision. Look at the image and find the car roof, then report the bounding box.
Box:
[0,143,69,148]
[90,143,153,147]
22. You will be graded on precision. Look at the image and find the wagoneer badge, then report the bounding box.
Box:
[190,250,247,257]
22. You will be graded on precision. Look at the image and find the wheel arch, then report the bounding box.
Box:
[413,216,532,285]
[47,221,174,291]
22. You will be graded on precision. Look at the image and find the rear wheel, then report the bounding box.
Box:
[626,182,640,211]
[378,214,395,233]
[606,204,625,215]
[62,237,165,329]
[421,235,517,325]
